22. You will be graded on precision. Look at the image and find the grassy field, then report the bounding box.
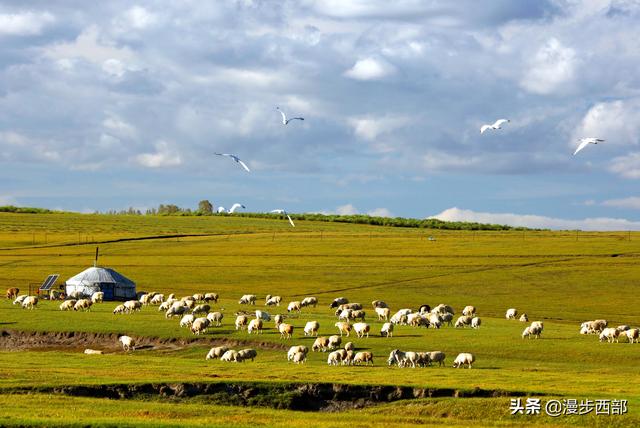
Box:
[0,212,639,427]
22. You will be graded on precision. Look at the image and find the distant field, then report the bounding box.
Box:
[0,213,638,427]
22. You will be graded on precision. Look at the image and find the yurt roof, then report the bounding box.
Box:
[66,266,135,286]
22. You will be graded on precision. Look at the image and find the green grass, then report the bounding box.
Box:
[0,212,639,426]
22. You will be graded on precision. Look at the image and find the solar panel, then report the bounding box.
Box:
[39,274,59,291]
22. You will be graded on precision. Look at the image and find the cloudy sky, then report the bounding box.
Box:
[2,0,640,230]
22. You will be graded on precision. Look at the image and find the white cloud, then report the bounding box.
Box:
[103,116,137,139]
[102,58,127,77]
[134,141,182,168]
[430,207,640,231]
[0,11,55,36]
[520,38,577,95]
[124,6,156,29]
[336,203,359,215]
[44,25,133,64]
[573,99,640,148]
[368,207,393,217]
[608,152,640,179]
[344,57,396,81]
[349,115,409,141]
[602,196,640,210]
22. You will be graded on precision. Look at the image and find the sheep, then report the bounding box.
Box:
[353,322,370,338]
[191,317,211,335]
[207,311,224,326]
[304,321,320,337]
[429,313,443,329]
[124,300,142,313]
[204,292,219,303]
[390,311,408,325]
[452,352,475,369]
[418,304,431,314]
[591,319,608,333]
[416,352,431,367]
[83,349,103,355]
[118,335,135,352]
[235,315,248,330]
[380,322,394,337]
[182,297,196,309]
[471,317,481,329]
[432,304,454,315]
[255,310,271,321]
[616,325,630,332]
[168,293,176,300]
[180,314,195,328]
[278,323,294,339]
[353,351,374,366]
[530,321,544,332]
[287,301,302,313]
[193,293,205,302]
[301,296,318,308]
[522,325,542,339]
[327,350,344,366]
[158,301,173,312]
[21,296,38,310]
[139,294,152,306]
[238,294,257,305]
[113,304,126,314]
[60,300,77,311]
[350,310,366,322]
[334,321,352,337]
[247,318,263,334]
[91,292,104,304]
[455,316,472,328]
[344,342,354,352]
[6,287,19,299]
[287,345,309,361]
[206,346,229,360]
[599,328,620,343]
[13,295,28,305]
[441,312,454,327]
[192,304,210,315]
[462,305,476,317]
[49,290,65,300]
[506,308,518,319]
[220,350,239,362]
[327,335,342,350]
[150,294,164,305]
[312,336,330,352]
[73,299,93,312]
[337,308,352,321]
[387,349,418,368]
[371,300,388,309]
[407,313,428,328]
[375,307,390,321]
[330,297,349,308]
[165,304,187,318]
[237,348,257,362]
[519,313,529,322]
[292,351,307,364]
[274,314,284,326]
[428,351,446,367]
[265,295,281,306]
[625,328,639,344]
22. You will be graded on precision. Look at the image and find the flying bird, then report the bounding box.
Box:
[573,138,604,156]
[229,203,246,213]
[276,107,304,125]
[214,153,250,172]
[480,119,510,134]
[271,209,295,227]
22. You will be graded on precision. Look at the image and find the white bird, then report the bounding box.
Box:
[573,138,604,156]
[480,119,510,134]
[217,206,226,214]
[276,107,304,125]
[229,203,246,213]
[271,209,295,227]
[214,153,250,172]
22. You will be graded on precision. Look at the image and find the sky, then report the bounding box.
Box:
[1,0,640,230]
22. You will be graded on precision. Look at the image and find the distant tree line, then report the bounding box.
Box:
[0,205,54,214]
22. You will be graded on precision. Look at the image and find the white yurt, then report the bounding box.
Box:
[65,266,137,301]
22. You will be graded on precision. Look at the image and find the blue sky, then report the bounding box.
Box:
[2,1,640,229]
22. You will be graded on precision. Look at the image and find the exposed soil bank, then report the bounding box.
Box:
[8,382,529,412]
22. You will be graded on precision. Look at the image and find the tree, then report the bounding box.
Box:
[198,200,213,215]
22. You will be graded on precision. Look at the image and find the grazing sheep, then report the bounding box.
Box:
[274,314,284,326]
[428,351,446,367]
[204,292,219,303]
[73,299,93,312]
[21,296,38,310]
[91,292,104,304]
[330,297,349,308]
[407,313,428,328]
[193,293,205,302]
[237,348,257,362]
[192,304,210,315]
[327,335,342,350]
[506,308,518,319]
[265,295,281,306]
[337,308,352,321]
[452,352,475,369]
[428,313,443,329]
[255,310,271,321]
[83,349,103,355]
[207,311,224,326]
[287,345,309,361]
[118,335,135,352]
[599,328,620,343]
[432,304,454,315]
[312,336,330,352]
[462,306,476,317]
[327,350,344,366]
[180,314,195,328]
[139,294,152,306]
[441,312,453,327]
[387,349,418,368]
[350,310,366,322]
[238,294,257,305]
[191,317,211,335]
[344,342,354,352]
[418,304,431,314]
[380,322,394,337]
[278,323,294,339]
[625,328,639,344]
[455,316,472,328]
[304,321,320,337]
[522,325,542,339]
[124,300,142,313]
[334,321,352,337]
[235,315,249,331]
[375,307,390,321]
[60,300,77,311]
[158,301,173,312]
[13,295,28,305]
[112,304,126,314]
[206,346,229,360]
[220,350,239,362]
[247,318,263,334]
[353,351,374,366]
[471,317,481,329]
[301,296,318,308]
[6,287,19,300]
[390,311,408,325]
[165,304,187,318]
[591,319,608,333]
[616,325,630,332]
[519,313,529,322]
[182,298,196,309]
[292,351,307,364]
[353,322,370,338]
[416,352,431,367]
[287,301,302,313]
[150,294,164,305]
[371,300,388,309]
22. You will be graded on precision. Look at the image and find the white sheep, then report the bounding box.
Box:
[375,307,390,321]
[235,315,248,330]
[73,299,92,312]
[165,304,187,318]
[599,327,620,343]
[337,308,352,321]
[506,308,517,319]
[124,300,142,313]
[462,306,476,317]
[150,294,164,305]
[471,317,481,329]
[625,328,639,344]
[113,304,126,315]
[353,351,374,366]
[287,301,302,313]
[334,321,352,337]
[91,292,104,304]
[390,311,408,325]
[428,351,446,367]
[344,342,354,352]
[304,321,320,337]
[277,322,294,339]
[455,316,472,328]
[192,304,210,315]
[387,349,418,368]
[452,352,475,369]
[139,294,151,306]
[247,318,263,334]
[441,312,453,327]
[292,351,307,364]
[203,292,219,303]
[238,294,257,305]
[287,345,309,361]
[255,310,271,321]
[180,314,195,328]
[519,313,529,322]
[353,322,370,338]
[300,296,318,308]
[327,350,346,366]
[265,295,281,306]
[207,311,224,327]
[380,322,394,337]
[206,346,229,360]
[327,335,342,350]
[191,317,211,335]
[60,300,77,311]
[429,313,443,329]
[330,297,349,308]
[274,314,284,326]
[371,300,388,309]
[193,293,205,302]
[21,296,38,310]
[312,337,330,352]
[13,295,28,305]
[220,350,239,362]
[118,335,135,352]
[522,325,542,339]
[432,304,454,315]
[237,349,257,362]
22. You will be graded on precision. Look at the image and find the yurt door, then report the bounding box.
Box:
[101,284,114,300]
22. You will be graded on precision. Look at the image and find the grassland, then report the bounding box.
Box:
[0,212,639,427]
